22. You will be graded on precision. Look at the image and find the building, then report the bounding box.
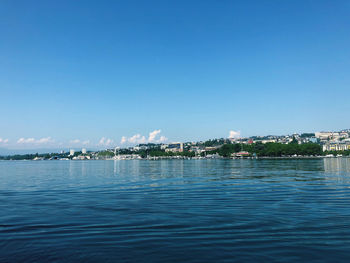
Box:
[165,142,184,153]
[189,146,202,154]
[114,154,142,160]
[316,132,341,141]
[82,148,87,154]
[69,149,75,156]
[204,146,218,151]
[261,139,277,144]
[323,142,350,152]
[232,151,250,157]
[73,155,91,160]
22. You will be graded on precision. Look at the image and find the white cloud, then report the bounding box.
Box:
[228,130,241,139]
[128,134,146,144]
[0,138,9,144]
[37,137,53,144]
[148,129,161,142]
[120,136,127,144]
[69,139,90,145]
[17,138,35,144]
[121,129,168,145]
[99,137,114,147]
[17,137,54,144]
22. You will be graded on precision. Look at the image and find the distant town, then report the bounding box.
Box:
[1,129,350,161]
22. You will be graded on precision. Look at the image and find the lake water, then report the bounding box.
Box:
[1,158,350,262]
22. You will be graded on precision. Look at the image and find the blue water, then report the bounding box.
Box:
[1,159,350,262]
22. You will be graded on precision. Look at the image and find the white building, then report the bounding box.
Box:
[316,132,340,141]
[82,148,87,154]
[323,142,350,152]
[69,149,75,156]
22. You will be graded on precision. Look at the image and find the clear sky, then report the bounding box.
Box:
[1,0,349,150]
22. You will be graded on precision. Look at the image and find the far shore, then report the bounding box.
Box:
[1,156,349,161]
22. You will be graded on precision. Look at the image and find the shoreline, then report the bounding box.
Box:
[1,156,349,161]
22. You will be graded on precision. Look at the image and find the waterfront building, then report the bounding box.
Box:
[189,146,201,154]
[323,142,350,152]
[206,153,221,159]
[114,154,142,160]
[69,149,75,156]
[232,151,250,157]
[82,148,87,154]
[73,155,91,160]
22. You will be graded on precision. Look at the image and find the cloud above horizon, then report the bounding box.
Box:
[228,130,241,139]
[69,139,90,145]
[0,138,9,144]
[17,137,54,144]
[121,129,168,145]
[6,136,103,149]
[7,131,166,149]
[98,137,114,147]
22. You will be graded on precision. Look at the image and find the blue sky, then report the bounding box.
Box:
[1,0,350,149]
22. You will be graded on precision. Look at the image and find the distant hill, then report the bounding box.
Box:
[0,148,69,156]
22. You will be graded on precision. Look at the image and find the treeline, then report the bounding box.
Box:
[139,150,195,158]
[0,142,328,160]
[201,139,228,147]
[108,142,323,158]
[216,142,322,157]
[98,151,115,157]
[0,154,38,160]
[133,142,323,158]
[0,152,71,160]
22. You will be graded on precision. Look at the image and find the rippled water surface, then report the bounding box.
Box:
[1,159,350,262]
